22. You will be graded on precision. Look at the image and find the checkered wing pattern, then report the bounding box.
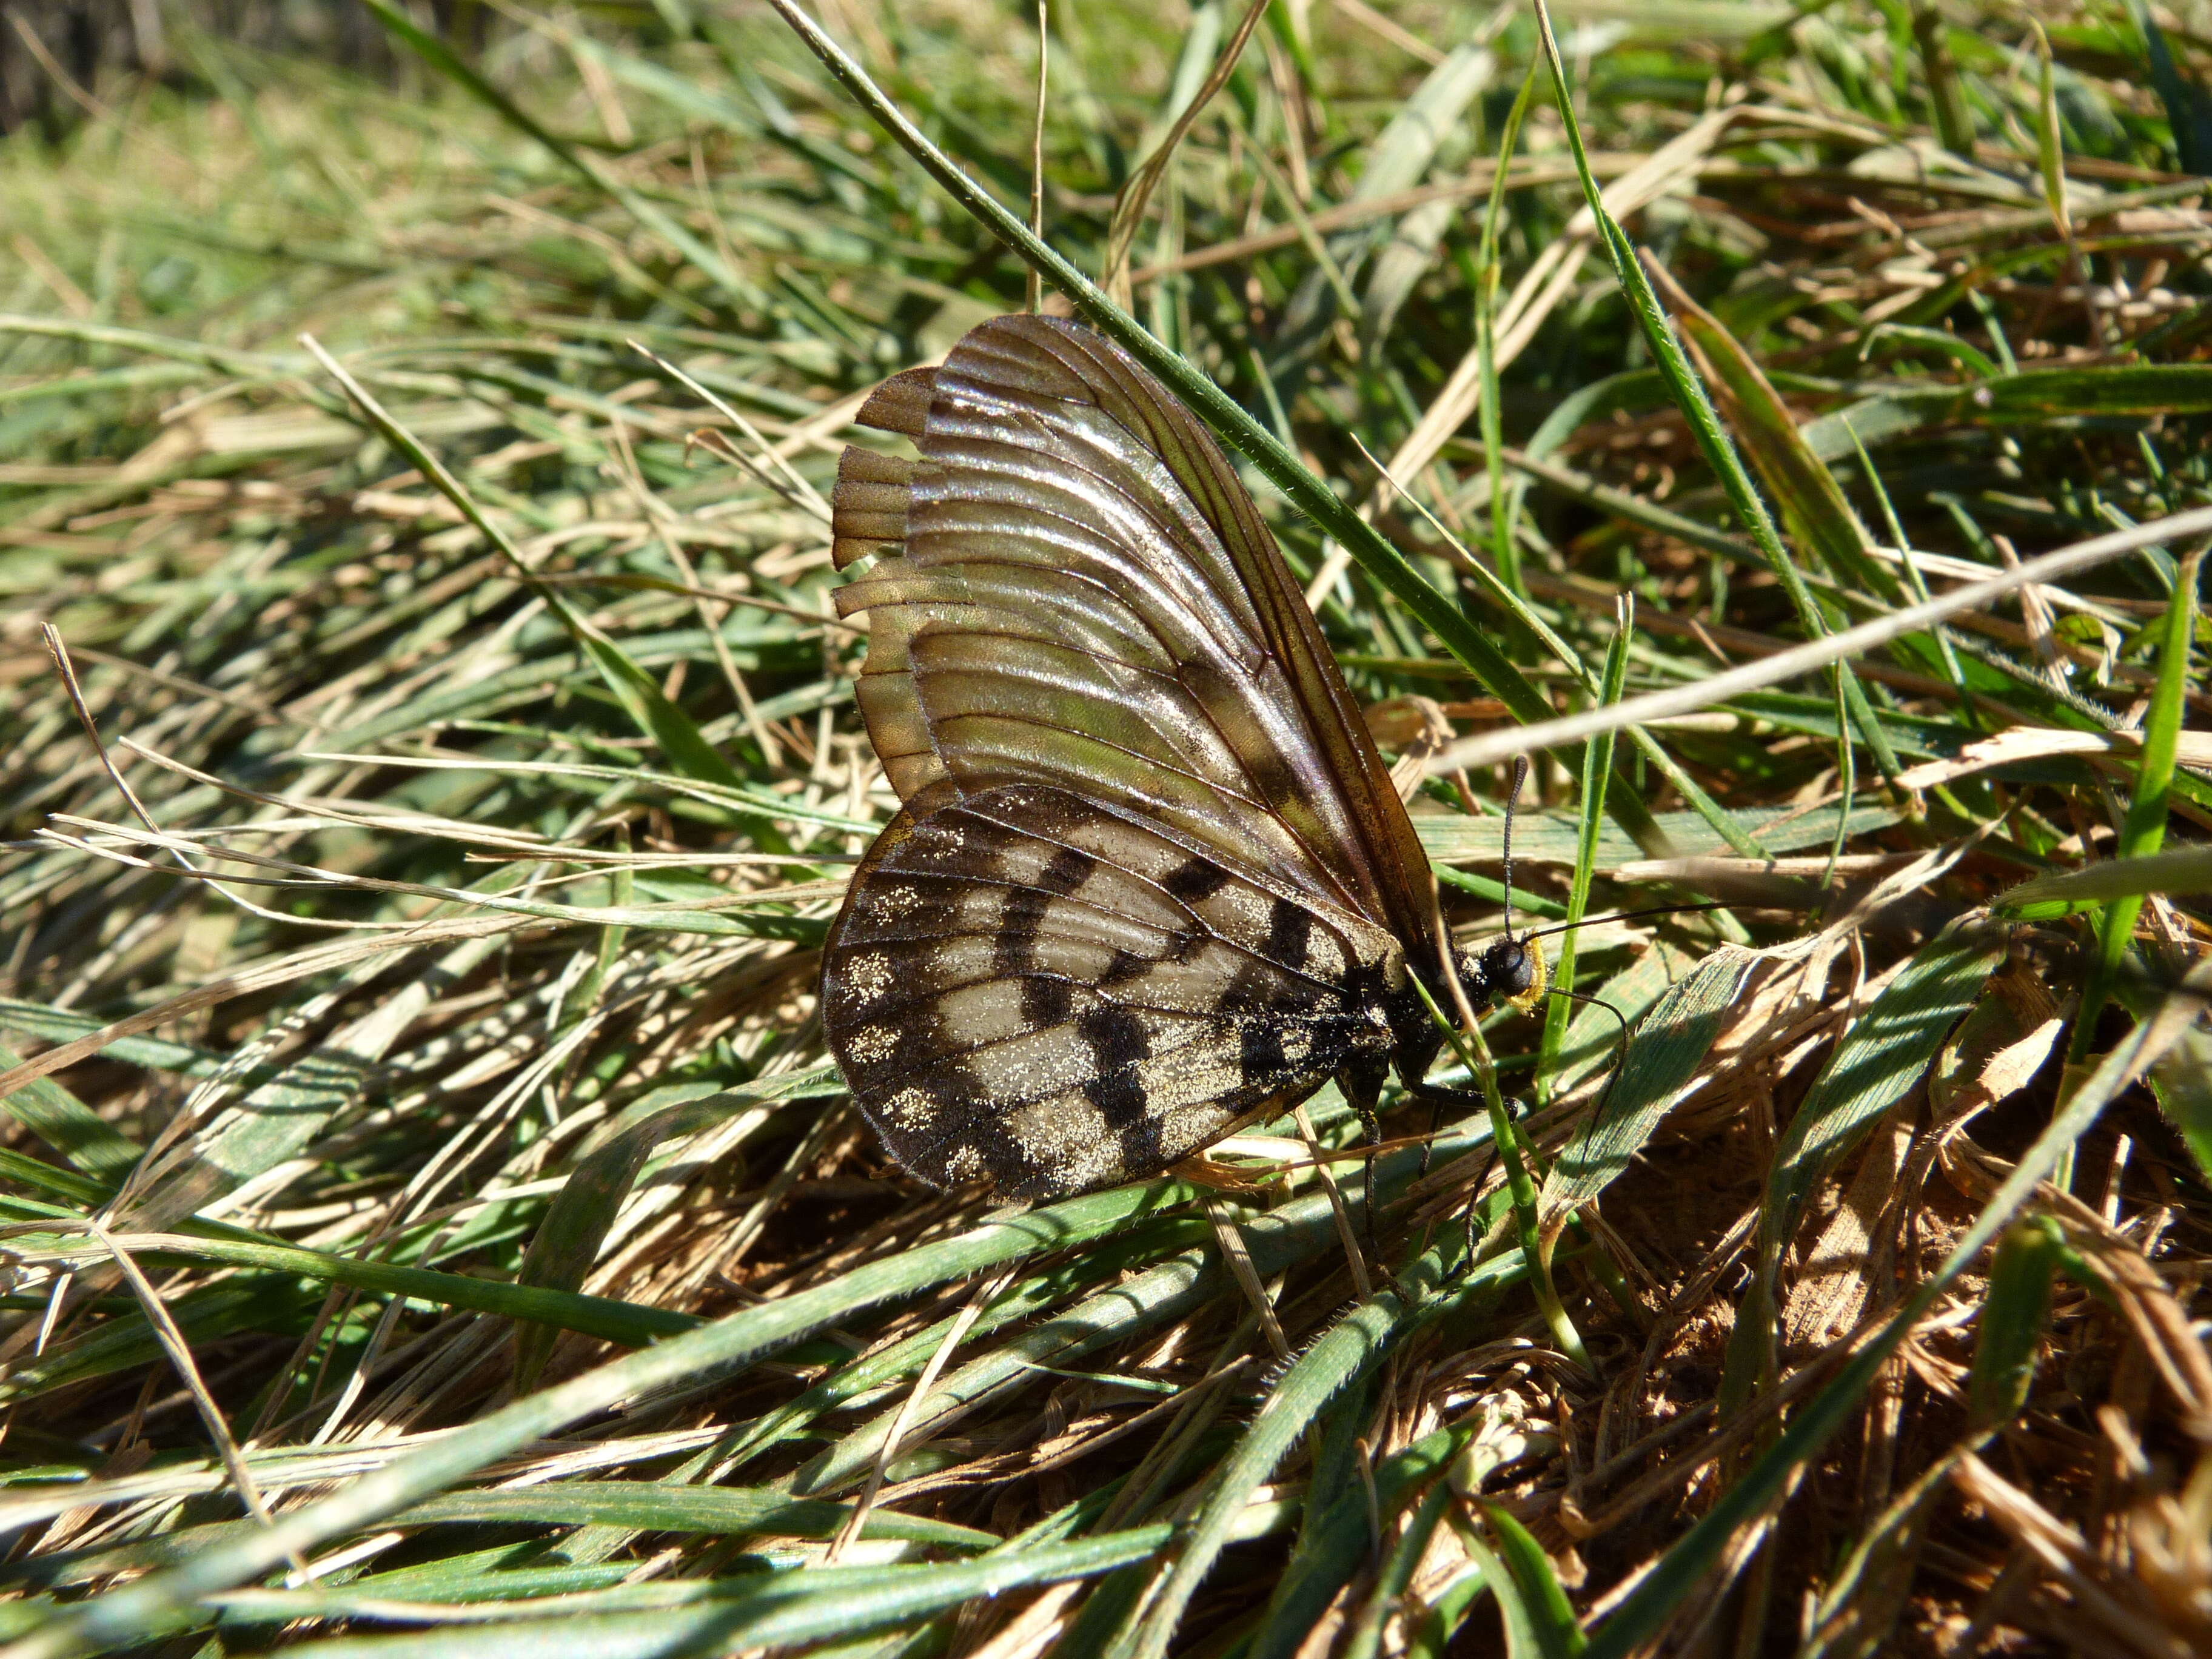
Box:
[823,785,1400,1197]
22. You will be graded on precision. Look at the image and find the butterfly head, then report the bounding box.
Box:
[1456,933,1550,1014]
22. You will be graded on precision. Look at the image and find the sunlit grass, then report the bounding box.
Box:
[2,2,2208,1654]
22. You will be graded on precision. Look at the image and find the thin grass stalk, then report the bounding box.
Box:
[1423,504,2212,778]
[1410,973,1589,1372]
[1538,598,1630,1102]
[1101,0,1272,306]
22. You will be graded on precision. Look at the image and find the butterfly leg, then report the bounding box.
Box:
[1406,1081,1484,1170]
[1404,1082,1513,1278]
[1338,1059,1392,1253]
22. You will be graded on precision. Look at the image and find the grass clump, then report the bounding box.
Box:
[2,2,2210,1655]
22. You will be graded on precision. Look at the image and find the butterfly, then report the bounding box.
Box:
[819,315,1547,1201]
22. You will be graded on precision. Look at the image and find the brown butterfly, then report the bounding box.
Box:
[819,316,1540,1200]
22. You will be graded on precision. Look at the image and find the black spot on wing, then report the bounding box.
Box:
[1102,947,1153,985]
[1041,844,1099,893]
[1020,974,1076,1027]
[1076,1002,1162,1172]
[1076,1003,1151,1094]
[1239,1017,1289,1087]
[1264,897,1313,973]
[1163,855,1230,903]
[1250,751,1302,814]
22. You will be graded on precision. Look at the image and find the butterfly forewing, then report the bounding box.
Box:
[831,316,1434,943]
[823,785,1400,1196]
[824,317,1442,1195]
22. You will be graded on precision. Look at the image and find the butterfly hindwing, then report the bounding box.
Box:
[822,784,1402,1196]
[830,315,1436,955]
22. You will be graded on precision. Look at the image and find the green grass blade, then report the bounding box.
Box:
[715,1220,1207,1475]
[1526,0,1900,783]
[1248,1421,1481,1659]
[1752,925,2005,1281]
[1997,845,2212,917]
[6,1486,993,1595]
[1341,1482,1453,1659]
[0,999,226,1080]
[0,1146,112,1206]
[2070,550,2203,1061]
[1644,264,1900,606]
[1539,947,1760,1222]
[1546,943,1701,1101]
[2149,1019,2212,1181]
[114,930,509,1233]
[10,1179,1236,1659]
[1799,364,2212,460]
[262,1523,1287,1658]
[568,623,755,796]
[1538,603,1631,1101]
[2119,0,2212,173]
[796,1128,1491,1496]
[1479,1504,1586,1658]
[1478,65,1540,590]
[0,1039,144,1181]
[1966,1218,2062,1432]
[1119,1232,1522,1659]
[9,1227,701,1356]
[514,1073,836,1386]
[395,1483,996,1549]
[0,1277,326,1410]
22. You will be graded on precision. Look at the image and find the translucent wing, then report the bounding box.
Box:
[830,315,1436,951]
[822,784,1401,1196]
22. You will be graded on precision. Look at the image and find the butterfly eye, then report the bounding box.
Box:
[1484,938,1533,998]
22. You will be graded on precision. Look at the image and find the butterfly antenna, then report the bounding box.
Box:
[1543,987,1632,1116]
[1546,987,1629,1053]
[1501,756,1529,947]
[1521,900,1742,943]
